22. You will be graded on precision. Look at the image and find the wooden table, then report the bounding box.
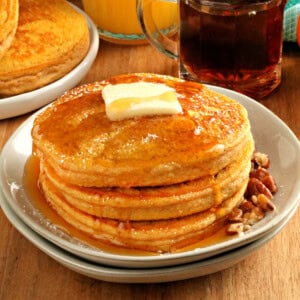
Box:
[0,36,299,299]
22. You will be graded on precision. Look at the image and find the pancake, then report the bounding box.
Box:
[41,143,252,221]
[0,0,90,96]
[32,73,253,188]
[0,0,18,60]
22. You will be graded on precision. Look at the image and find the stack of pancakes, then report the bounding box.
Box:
[32,73,254,253]
[0,0,90,97]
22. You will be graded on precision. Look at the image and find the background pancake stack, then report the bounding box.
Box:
[32,73,255,253]
[0,0,90,97]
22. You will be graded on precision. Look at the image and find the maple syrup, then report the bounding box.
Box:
[179,0,286,98]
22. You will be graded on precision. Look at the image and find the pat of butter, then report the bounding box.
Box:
[102,82,182,121]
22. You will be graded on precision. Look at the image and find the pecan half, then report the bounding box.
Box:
[250,167,269,180]
[246,178,273,199]
[228,208,243,223]
[252,152,270,168]
[256,194,276,211]
[261,175,277,194]
[226,223,244,235]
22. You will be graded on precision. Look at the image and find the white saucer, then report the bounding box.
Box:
[0,4,99,120]
[0,189,297,283]
[0,85,299,268]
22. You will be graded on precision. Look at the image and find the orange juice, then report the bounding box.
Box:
[82,0,177,44]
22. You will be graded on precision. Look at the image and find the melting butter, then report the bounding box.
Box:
[102,82,182,121]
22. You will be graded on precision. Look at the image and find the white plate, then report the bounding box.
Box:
[0,4,99,120]
[0,86,299,268]
[0,189,297,283]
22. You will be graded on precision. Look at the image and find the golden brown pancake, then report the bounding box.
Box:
[0,0,18,60]
[32,73,253,188]
[0,0,90,96]
[41,147,252,221]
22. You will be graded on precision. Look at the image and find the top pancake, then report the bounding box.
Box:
[32,73,253,188]
[0,0,90,96]
[0,0,18,60]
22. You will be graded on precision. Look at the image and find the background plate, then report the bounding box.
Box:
[0,4,99,120]
[0,86,299,268]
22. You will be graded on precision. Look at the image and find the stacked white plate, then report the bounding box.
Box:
[1,86,300,283]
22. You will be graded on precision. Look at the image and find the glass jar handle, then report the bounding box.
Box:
[136,0,178,59]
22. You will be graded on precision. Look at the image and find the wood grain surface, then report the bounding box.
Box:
[0,8,299,300]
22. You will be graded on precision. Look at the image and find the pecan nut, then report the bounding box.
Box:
[252,152,270,168]
[246,178,273,199]
[226,223,244,235]
[256,194,276,211]
[261,175,277,194]
[228,208,243,223]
